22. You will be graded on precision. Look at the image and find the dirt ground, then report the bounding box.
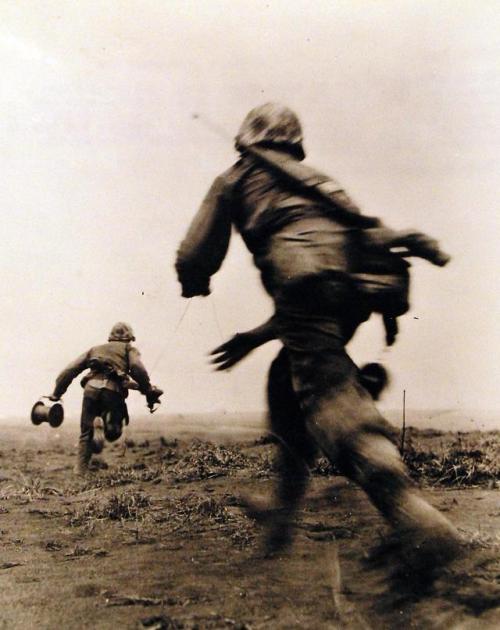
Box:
[0,419,498,629]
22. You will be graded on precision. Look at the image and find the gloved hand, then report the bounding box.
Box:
[364,228,451,267]
[180,277,211,298]
[402,231,451,267]
[48,395,60,402]
[210,332,260,371]
[146,386,164,413]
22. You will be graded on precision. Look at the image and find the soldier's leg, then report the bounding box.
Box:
[102,390,127,442]
[76,394,99,475]
[338,430,460,566]
[296,354,460,564]
[91,418,105,454]
[264,348,317,552]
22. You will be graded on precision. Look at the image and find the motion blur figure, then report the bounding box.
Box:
[212,323,391,554]
[177,103,460,568]
[49,322,162,475]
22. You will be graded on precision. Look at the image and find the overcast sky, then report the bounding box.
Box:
[1,0,499,421]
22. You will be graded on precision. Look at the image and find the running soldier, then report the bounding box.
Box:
[176,103,461,566]
[48,322,162,475]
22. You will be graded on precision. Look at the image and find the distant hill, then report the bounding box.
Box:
[383,408,500,432]
[1,409,498,439]
[139,408,500,436]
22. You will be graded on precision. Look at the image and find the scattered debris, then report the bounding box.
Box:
[28,508,64,518]
[42,540,64,551]
[104,593,177,607]
[0,474,62,502]
[187,613,252,629]
[141,615,183,629]
[77,465,163,490]
[153,493,256,548]
[69,491,151,527]
[169,440,273,482]
[0,562,23,570]
[64,545,93,558]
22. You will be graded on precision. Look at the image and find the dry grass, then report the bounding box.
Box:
[153,493,256,548]
[69,491,152,527]
[167,440,272,482]
[0,473,62,502]
[403,431,499,486]
[307,430,499,487]
[74,430,500,493]
[78,465,164,491]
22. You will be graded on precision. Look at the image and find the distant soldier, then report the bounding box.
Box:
[48,322,163,475]
[176,103,460,566]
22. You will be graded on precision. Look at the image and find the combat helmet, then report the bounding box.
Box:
[235,103,305,160]
[108,322,135,342]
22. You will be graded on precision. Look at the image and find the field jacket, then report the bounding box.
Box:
[53,341,151,399]
[176,148,375,299]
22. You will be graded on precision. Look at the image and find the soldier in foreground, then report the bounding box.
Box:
[208,228,432,555]
[48,322,163,475]
[176,103,461,569]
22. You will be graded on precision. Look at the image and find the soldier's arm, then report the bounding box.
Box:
[247,146,449,262]
[128,348,164,412]
[122,376,140,391]
[175,175,232,298]
[382,314,399,347]
[127,347,152,395]
[210,317,278,371]
[52,351,90,399]
[363,227,451,267]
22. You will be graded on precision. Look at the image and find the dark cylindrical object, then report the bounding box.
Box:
[31,400,64,428]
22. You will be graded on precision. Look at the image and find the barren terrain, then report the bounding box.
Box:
[0,418,498,629]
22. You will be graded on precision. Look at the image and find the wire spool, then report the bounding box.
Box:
[31,399,64,428]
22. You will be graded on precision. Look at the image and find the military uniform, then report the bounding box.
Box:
[177,104,459,559]
[51,322,154,474]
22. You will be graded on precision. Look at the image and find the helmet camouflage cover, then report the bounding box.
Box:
[235,102,305,159]
[108,322,135,342]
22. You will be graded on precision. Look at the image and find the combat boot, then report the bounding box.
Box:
[74,440,92,476]
[264,516,293,557]
[241,494,293,557]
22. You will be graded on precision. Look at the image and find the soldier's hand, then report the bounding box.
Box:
[210,332,259,371]
[180,278,211,298]
[48,395,60,402]
[383,315,398,346]
[146,386,163,413]
[395,230,451,266]
[365,228,451,267]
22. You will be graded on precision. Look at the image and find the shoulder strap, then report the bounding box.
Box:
[244,145,380,228]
